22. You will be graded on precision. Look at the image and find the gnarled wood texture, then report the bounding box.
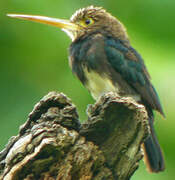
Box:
[0,92,149,180]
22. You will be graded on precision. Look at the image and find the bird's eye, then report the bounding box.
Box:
[80,18,94,27]
[85,19,91,25]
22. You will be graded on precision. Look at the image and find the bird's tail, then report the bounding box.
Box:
[142,109,165,173]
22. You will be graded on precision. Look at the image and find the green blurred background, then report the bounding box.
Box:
[0,0,174,179]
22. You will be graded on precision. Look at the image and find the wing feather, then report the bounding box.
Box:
[104,37,164,116]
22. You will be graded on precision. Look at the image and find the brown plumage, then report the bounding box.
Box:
[7,6,165,173]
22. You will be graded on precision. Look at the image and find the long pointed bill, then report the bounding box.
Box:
[7,14,78,31]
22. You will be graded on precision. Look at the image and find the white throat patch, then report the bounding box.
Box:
[62,29,76,41]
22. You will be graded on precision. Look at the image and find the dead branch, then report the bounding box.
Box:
[0,92,149,180]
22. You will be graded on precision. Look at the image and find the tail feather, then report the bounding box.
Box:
[142,108,165,172]
[143,135,165,172]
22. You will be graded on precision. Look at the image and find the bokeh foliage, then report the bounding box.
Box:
[0,0,175,179]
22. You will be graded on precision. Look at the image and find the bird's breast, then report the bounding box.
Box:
[83,68,118,100]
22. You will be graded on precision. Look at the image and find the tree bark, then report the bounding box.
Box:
[0,92,149,180]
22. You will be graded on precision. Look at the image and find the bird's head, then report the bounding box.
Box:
[7,6,128,42]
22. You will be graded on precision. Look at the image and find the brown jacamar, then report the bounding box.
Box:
[8,6,165,173]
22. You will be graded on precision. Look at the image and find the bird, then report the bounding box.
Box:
[7,6,165,173]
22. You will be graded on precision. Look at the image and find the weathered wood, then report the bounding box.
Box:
[0,92,149,180]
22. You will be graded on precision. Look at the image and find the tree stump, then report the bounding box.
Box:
[0,92,149,180]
